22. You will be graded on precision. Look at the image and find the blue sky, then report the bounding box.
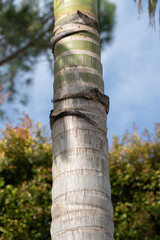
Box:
[103,0,160,142]
[1,0,160,144]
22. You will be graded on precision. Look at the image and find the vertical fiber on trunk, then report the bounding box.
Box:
[51,0,114,239]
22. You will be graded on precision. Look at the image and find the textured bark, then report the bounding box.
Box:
[51,0,114,239]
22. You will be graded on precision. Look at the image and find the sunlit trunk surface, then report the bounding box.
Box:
[50,0,114,239]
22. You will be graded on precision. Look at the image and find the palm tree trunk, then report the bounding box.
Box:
[50,0,114,239]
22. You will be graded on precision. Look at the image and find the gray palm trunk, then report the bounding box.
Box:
[50,0,114,239]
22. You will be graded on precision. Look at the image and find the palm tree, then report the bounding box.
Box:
[50,0,114,239]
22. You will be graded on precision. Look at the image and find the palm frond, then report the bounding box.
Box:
[148,0,158,26]
[134,0,159,27]
[138,0,142,14]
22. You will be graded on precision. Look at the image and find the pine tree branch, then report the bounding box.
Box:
[0,42,33,66]
[0,22,53,66]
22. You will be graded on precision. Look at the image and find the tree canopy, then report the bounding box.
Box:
[0,0,116,113]
[0,116,159,239]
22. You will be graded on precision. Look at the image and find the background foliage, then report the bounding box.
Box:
[109,125,160,240]
[0,116,159,239]
[0,0,116,112]
[0,115,52,239]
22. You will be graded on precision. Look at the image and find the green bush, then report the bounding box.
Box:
[110,125,160,240]
[0,115,52,240]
